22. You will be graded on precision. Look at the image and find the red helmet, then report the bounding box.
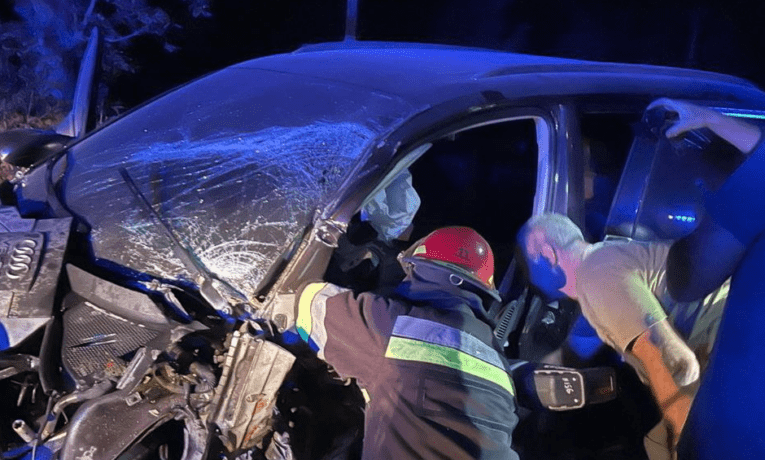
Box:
[401,226,500,301]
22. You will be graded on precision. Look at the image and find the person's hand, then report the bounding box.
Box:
[646,97,723,139]
[661,334,700,387]
[649,320,701,387]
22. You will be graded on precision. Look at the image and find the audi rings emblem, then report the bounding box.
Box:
[6,238,37,280]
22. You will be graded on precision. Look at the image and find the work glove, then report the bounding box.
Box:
[649,320,700,387]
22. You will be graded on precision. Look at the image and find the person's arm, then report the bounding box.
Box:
[629,320,699,387]
[647,98,762,154]
[661,101,765,301]
[576,248,699,387]
[628,325,694,445]
[294,282,405,385]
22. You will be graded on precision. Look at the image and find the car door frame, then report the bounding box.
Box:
[265,95,573,329]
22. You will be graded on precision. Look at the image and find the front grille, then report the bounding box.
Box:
[62,300,162,387]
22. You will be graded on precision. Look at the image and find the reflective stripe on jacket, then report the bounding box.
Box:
[296,281,347,359]
[295,281,520,459]
[386,315,515,396]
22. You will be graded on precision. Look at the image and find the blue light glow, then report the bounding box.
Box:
[668,214,696,223]
[0,324,8,351]
[714,108,765,120]
[567,316,604,360]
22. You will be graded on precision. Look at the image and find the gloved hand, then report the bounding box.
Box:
[646,97,762,154]
[648,320,700,387]
[646,98,723,139]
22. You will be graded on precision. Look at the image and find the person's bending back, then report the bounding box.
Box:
[517,213,725,459]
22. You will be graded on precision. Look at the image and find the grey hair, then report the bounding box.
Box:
[517,213,584,250]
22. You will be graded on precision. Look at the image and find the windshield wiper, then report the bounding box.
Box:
[118,167,251,318]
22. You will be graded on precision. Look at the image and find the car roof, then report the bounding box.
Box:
[233,40,765,109]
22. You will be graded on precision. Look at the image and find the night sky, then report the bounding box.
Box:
[96,0,765,110]
[2,0,765,115]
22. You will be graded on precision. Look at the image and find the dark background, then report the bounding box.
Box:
[0,2,755,456]
[2,0,765,118]
[113,0,765,107]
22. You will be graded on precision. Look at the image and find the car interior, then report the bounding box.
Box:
[327,120,536,284]
[308,102,759,459]
[316,110,661,458]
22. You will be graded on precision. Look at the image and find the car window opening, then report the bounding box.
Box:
[325,118,539,301]
[580,113,637,242]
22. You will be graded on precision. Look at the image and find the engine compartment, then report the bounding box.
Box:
[0,201,365,460]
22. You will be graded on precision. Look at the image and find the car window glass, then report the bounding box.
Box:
[60,69,415,297]
[605,110,765,242]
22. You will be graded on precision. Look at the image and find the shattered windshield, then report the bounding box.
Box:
[60,68,414,298]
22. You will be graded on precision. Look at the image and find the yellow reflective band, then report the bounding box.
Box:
[296,282,327,341]
[385,336,515,396]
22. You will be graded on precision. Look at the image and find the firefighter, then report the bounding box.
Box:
[290,226,520,459]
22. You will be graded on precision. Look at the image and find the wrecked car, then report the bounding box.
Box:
[2,36,765,460]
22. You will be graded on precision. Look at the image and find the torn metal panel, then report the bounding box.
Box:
[210,328,295,452]
[59,386,186,460]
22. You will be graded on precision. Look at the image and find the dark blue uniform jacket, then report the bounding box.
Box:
[296,275,520,460]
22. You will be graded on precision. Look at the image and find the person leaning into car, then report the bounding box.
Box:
[649,98,765,460]
[516,213,728,460]
[286,227,521,459]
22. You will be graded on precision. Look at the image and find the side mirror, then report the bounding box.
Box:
[0,129,72,168]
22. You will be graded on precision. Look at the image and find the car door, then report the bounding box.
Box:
[606,105,765,243]
[601,102,765,359]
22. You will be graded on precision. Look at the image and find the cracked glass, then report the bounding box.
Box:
[60,68,415,298]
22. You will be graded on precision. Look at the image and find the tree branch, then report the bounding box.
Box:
[105,29,148,44]
[81,0,98,27]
